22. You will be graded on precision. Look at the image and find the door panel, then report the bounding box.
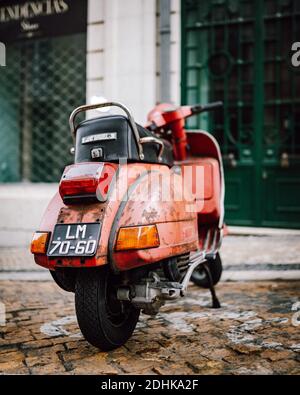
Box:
[181,0,258,225]
[181,0,300,228]
[225,167,256,226]
[262,169,300,227]
[261,1,300,228]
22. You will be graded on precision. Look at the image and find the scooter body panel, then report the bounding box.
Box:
[34,162,199,271]
[110,164,198,271]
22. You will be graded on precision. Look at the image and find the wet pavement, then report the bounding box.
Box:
[0,234,299,375]
[0,280,299,375]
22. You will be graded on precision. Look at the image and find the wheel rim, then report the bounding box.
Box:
[192,267,207,281]
[105,274,131,327]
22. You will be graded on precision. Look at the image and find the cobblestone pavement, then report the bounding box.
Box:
[0,280,299,375]
[0,234,299,374]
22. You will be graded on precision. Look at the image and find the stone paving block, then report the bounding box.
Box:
[30,362,67,375]
[70,354,119,375]
[0,359,26,373]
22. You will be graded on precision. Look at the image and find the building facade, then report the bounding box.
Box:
[0,0,299,229]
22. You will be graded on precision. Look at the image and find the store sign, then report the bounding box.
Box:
[0,0,87,42]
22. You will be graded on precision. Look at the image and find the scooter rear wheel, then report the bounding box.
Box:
[75,267,140,351]
[191,253,222,289]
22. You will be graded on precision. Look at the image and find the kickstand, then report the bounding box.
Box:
[203,263,221,309]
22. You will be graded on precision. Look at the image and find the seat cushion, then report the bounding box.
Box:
[75,115,174,167]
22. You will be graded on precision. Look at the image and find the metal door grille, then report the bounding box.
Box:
[0,33,86,182]
[262,0,300,163]
[0,44,22,182]
[182,0,257,163]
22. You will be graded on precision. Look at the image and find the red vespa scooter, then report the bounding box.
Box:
[31,100,224,350]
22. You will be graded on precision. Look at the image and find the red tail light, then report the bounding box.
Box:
[59,163,117,203]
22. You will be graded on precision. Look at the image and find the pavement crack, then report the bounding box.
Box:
[185,361,201,374]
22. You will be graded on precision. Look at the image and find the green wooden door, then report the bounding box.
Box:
[181,0,300,228]
[260,1,300,227]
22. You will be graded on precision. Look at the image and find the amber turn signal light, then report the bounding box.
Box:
[30,232,50,254]
[115,225,160,251]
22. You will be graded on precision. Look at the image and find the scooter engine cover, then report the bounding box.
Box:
[75,115,174,167]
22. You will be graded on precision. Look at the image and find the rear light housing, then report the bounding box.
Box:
[30,232,50,254]
[59,163,116,204]
[115,225,160,251]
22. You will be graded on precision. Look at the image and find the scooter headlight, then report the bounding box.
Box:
[115,225,160,251]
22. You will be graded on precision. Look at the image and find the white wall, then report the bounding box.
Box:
[86,0,157,124]
[155,0,181,105]
[0,184,57,247]
[170,0,181,105]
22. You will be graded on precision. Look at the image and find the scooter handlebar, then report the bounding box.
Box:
[191,101,223,115]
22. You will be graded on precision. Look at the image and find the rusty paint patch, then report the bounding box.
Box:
[142,207,159,222]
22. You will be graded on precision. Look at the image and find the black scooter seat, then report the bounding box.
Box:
[75,115,174,167]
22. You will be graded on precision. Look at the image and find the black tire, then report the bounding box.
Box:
[50,268,77,292]
[191,253,222,289]
[75,267,140,351]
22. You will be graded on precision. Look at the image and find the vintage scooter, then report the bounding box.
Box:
[31,100,224,350]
